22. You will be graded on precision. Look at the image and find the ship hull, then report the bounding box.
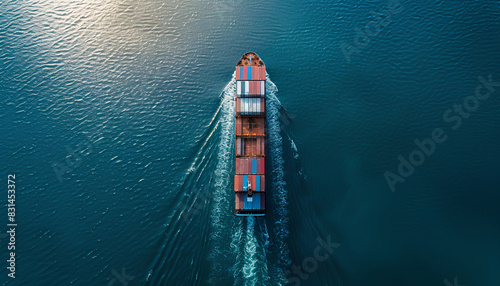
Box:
[234,52,266,216]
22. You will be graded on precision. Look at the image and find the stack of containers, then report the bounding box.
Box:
[234,60,267,215]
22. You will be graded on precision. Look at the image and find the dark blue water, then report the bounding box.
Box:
[1,1,500,285]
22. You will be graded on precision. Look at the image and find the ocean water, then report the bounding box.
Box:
[1,0,500,285]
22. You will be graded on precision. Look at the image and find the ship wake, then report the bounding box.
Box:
[208,74,291,286]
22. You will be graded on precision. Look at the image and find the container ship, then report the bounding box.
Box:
[234,52,266,216]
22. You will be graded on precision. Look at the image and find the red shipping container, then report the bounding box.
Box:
[260,158,265,174]
[235,193,244,210]
[261,175,265,192]
[242,66,247,80]
[236,67,240,80]
[240,193,245,209]
[252,81,258,95]
[236,158,244,174]
[260,98,265,113]
[256,158,260,174]
[236,98,241,113]
[261,138,265,155]
[247,158,252,174]
[258,66,265,80]
[236,117,241,135]
[234,175,239,191]
[247,140,252,156]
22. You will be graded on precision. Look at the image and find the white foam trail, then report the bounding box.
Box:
[230,220,244,285]
[210,75,236,227]
[187,98,226,173]
[242,218,258,285]
[266,76,291,284]
[209,75,237,284]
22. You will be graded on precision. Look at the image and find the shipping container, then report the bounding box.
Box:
[235,193,244,210]
[235,53,266,216]
[242,66,247,80]
[238,81,265,97]
[233,175,264,192]
[260,157,265,174]
[259,66,266,80]
[236,138,264,155]
[238,158,259,174]
[238,98,265,115]
[237,117,265,135]
[252,65,258,80]
[243,193,260,209]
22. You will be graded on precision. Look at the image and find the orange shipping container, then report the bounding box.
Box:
[252,66,258,80]
[234,175,240,191]
[259,66,266,80]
